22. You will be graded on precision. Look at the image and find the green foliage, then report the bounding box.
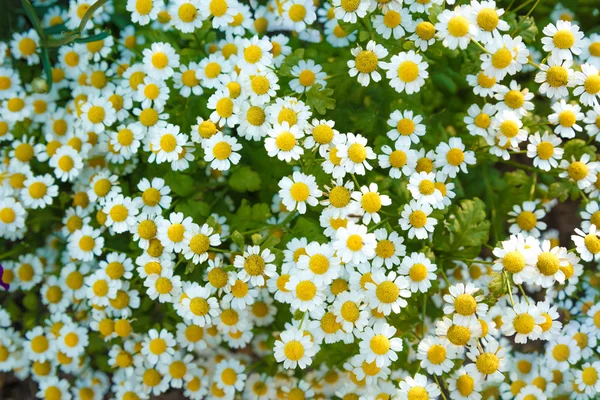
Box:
[228,166,262,192]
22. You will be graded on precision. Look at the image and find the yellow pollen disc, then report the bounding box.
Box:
[584,74,600,95]
[296,281,317,300]
[447,16,469,37]
[348,143,367,163]
[139,108,158,127]
[585,234,600,254]
[288,4,306,22]
[178,3,197,22]
[477,8,498,31]
[355,50,378,74]
[397,61,419,82]
[558,110,576,127]
[340,301,360,322]
[516,211,537,231]
[167,223,185,242]
[447,324,471,346]
[290,182,310,202]
[553,30,575,49]
[244,254,265,276]
[409,210,427,228]
[537,142,554,160]
[491,48,512,69]
[361,192,382,213]
[151,52,168,69]
[190,297,209,316]
[298,70,316,87]
[546,66,569,88]
[477,72,496,88]
[213,141,232,160]
[308,254,329,274]
[476,353,499,374]
[346,234,363,251]
[568,161,588,181]
[216,97,234,118]
[243,45,262,64]
[552,344,570,362]
[276,132,296,151]
[416,21,435,40]
[536,252,559,276]
[283,340,305,361]
[18,38,36,56]
[513,313,535,334]
[427,344,446,364]
[109,204,128,223]
[454,294,476,316]
[409,263,428,282]
[376,281,399,303]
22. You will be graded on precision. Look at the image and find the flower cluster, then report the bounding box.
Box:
[1,0,600,399]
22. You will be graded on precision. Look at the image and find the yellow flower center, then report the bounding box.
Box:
[151,52,168,69]
[340,301,360,322]
[568,161,588,181]
[383,10,401,28]
[19,37,36,56]
[553,30,575,49]
[376,281,399,303]
[446,148,465,166]
[416,21,435,40]
[167,223,185,242]
[178,3,197,22]
[288,4,306,22]
[513,313,535,334]
[109,204,128,223]
[298,70,316,87]
[500,120,519,138]
[348,143,367,163]
[552,344,570,362]
[355,51,378,74]
[546,66,569,87]
[190,297,209,316]
[477,8,498,31]
[447,16,469,37]
[409,210,427,228]
[397,61,419,82]
[559,110,576,127]
[243,44,262,64]
[476,353,499,374]
[409,263,428,282]
[244,254,265,276]
[491,48,512,69]
[283,340,305,361]
[296,281,317,300]
[454,294,476,316]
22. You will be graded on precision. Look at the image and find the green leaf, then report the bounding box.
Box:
[513,16,538,44]
[74,29,111,43]
[174,198,210,221]
[359,30,370,42]
[40,47,53,91]
[563,139,597,161]
[279,48,305,77]
[228,166,261,192]
[305,83,336,115]
[293,216,326,243]
[231,230,245,249]
[505,170,530,187]
[262,234,281,248]
[547,181,572,202]
[167,172,196,197]
[43,23,68,35]
[428,4,443,23]
[78,0,109,32]
[434,198,490,254]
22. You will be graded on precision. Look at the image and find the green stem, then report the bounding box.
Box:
[368,218,389,232]
[351,174,360,189]
[517,284,530,305]
[503,270,515,307]
[512,0,541,36]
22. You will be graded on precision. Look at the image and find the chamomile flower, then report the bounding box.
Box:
[10,29,40,65]
[337,132,376,175]
[436,6,477,50]
[144,267,182,303]
[103,195,139,234]
[237,36,273,74]
[546,336,581,371]
[398,252,437,293]
[418,335,459,375]
[382,50,429,94]
[278,171,322,215]
[207,88,240,128]
[68,225,104,262]
[156,212,194,253]
[150,124,188,164]
[502,301,544,344]
[558,154,598,189]
[541,20,584,60]
[495,81,535,117]
[492,110,528,148]
[348,41,388,86]
[508,201,547,238]
[178,284,220,327]
[80,96,117,133]
[203,132,242,171]
[290,60,327,94]
[399,200,437,240]
[85,270,121,307]
[397,373,441,400]
[274,327,317,369]
[372,229,405,269]
[265,122,305,162]
[535,54,574,99]
[173,62,203,98]
[351,183,391,224]
[444,283,489,325]
[373,8,414,40]
[333,222,376,264]
[332,0,372,23]
[572,224,600,262]
[573,63,600,107]
[197,54,231,89]
[142,42,179,80]
[548,100,584,138]
[169,0,202,32]
[526,131,563,171]
[21,174,58,210]
[233,245,276,287]
[286,271,326,312]
[282,0,316,32]
[365,270,410,315]
[469,1,509,44]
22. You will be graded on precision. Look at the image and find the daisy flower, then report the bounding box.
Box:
[365,270,410,315]
[178,284,220,327]
[397,373,441,400]
[410,19,437,51]
[526,131,563,171]
[417,335,459,375]
[351,183,391,224]
[156,212,194,253]
[135,177,172,217]
[282,0,317,32]
[333,222,376,264]
[241,69,280,105]
[534,53,574,99]
[173,62,203,98]
[347,40,388,87]
[80,96,117,133]
[443,283,489,325]
[541,20,584,60]
[382,50,429,94]
[169,0,202,33]
[502,301,544,344]
[203,132,242,171]
[297,242,341,285]
[103,195,139,234]
[233,245,276,287]
[495,81,535,117]
[141,329,176,366]
[436,6,477,50]
[558,154,598,189]
[85,270,121,307]
[199,0,237,29]
[492,110,528,148]
[492,234,536,284]
[332,291,370,333]
[572,63,600,107]
[508,201,547,238]
[213,359,247,395]
[545,336,581,371]
[372,8,414,40]
[357,322,403,368]
[372,228,405,269]
[290,59,327,94]
[142,42,180,80]
[304,118,340,156]
[548,99,584,138]
[274,327,318,369]
[337,132,376,175]
[10,29,40,65]
[285,271,326,313]
[469,0,509,44]
[183,223,221,265]
[398,200,437,240]
[386,109,426,146]
[332,0,372,23]
[398,252,437,293]
[571,225,600,262]
[237,36,273,74]
[150,124,188,164]
[21,174,58,210]
[207,88,239,128]
[465,337,507,382]
[481,34,529,81]
[68,225,104,262]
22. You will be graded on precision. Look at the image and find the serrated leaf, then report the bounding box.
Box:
[505,170,530,187]
[434,198,490,254]
[513,16,538,44]
[428,4,443,23]
[305,83,336,115]
[228,166,261,192]
[166,172,196,197]
[563,139,597,161]
[547,181,572,202]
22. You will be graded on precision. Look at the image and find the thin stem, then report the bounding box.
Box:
[459,259,494,265]
[497,159,536,172]
[527,59,541,70]
[421,293,427,337]
[209,247,229,253]
[511,0,535,12]
[517,284,530,305]
[368,218,389,232]
[351,173,360,189]
[503,270,515,307]
[433,375,448,400]
[439,266,451,287]
[470,38,490,54]
[512,0,541,36]
[529,171,537,201]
